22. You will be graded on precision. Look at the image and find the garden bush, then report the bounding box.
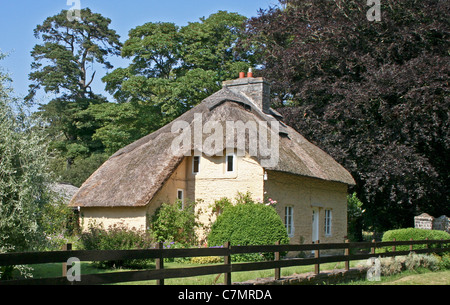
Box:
[150,201,199,246]
[80,222,154,269]
[437,253,450,270]
[382,228,450,251]
[379,252,441,276]
[207,200,289,262]
[190,256,223,264]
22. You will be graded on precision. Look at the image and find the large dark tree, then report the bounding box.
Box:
[28,8,122,172]
[244,0,449,231]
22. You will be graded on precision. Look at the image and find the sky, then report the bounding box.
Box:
[0,0,279,106]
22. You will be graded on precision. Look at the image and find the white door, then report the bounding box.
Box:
[312,208,319,242]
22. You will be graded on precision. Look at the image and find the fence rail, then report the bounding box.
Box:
[1,239,449,285]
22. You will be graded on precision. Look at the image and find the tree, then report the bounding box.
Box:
[347,193,365,242]
[28,8,122,172]
[0,55,52,279]
[244,0,449,231]
[28,8,121,99]
[97,11,253,152]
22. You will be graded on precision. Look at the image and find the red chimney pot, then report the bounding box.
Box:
[247,68,253,78]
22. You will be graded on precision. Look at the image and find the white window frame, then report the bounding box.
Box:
[177,189,184,209]
[226,153,235,173]
[285,206,294,237]
[192,156,200,174]
[324,209,332,236]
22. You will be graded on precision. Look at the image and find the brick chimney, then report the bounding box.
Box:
[222,69,271,114]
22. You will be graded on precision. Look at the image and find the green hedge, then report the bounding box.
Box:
[207,203,289,261]
[382,228,450,251]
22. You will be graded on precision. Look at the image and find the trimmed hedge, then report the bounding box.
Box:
[382,228,450,251]
[207,203,289,261]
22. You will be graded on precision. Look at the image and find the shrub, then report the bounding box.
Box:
[207,200,289,262]
[150,201,199,246]
[379,256,404,276]
[382,228,450,251]
[438,253,450,270]
[379,252,441,276]
[191,256,223,264]
[347,193,364,242]
[80,222,154,269]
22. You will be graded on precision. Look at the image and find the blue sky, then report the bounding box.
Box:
[0,0,278,105]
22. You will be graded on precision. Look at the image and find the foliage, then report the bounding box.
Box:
[347,193,365,241]
[97,11,253,151]
[210,197,233,216]
[50,153,108,187]
[191,256,223,265]
[379,253,442,276]
[244,0,450,231]
[207,195,289,261]
[150,200,200,246]
[438,253,450,270]
[81,101,163,154]
[80,222,154,269]
[28,8,121,98]
[382,228,450,251]
[40,194,78,249]
[28,8,122,183]
[0,55,54,279]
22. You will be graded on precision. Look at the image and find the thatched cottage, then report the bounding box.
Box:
[69,72,355,244]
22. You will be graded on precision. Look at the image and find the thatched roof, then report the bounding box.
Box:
[50,183,79,203]
[70,82,355,208]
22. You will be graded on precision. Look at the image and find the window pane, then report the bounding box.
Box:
[227,155,234,172]
[325,209,332,236]
[285,207,293,236]
[193,156,200,173]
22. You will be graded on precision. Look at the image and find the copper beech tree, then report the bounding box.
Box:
[243,0,450,231]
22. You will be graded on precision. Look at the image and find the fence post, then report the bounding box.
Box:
[314,240,320,275]
[371,239,376,255]
[392,238,396,252]
[62,243,72,277]
[156,242,164,286]
[409,238,413,252]
[344,239,349,271]
[224,241,231,285]
[275,240,281,280]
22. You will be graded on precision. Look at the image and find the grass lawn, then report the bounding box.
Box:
[25,259,450,285]
[28,260,357,285]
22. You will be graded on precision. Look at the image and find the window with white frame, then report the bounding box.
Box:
[192,156,200,174]
[285,206,294,237]
[324,209,332,236]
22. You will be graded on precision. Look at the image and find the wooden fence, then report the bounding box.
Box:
[0,239,449,285]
